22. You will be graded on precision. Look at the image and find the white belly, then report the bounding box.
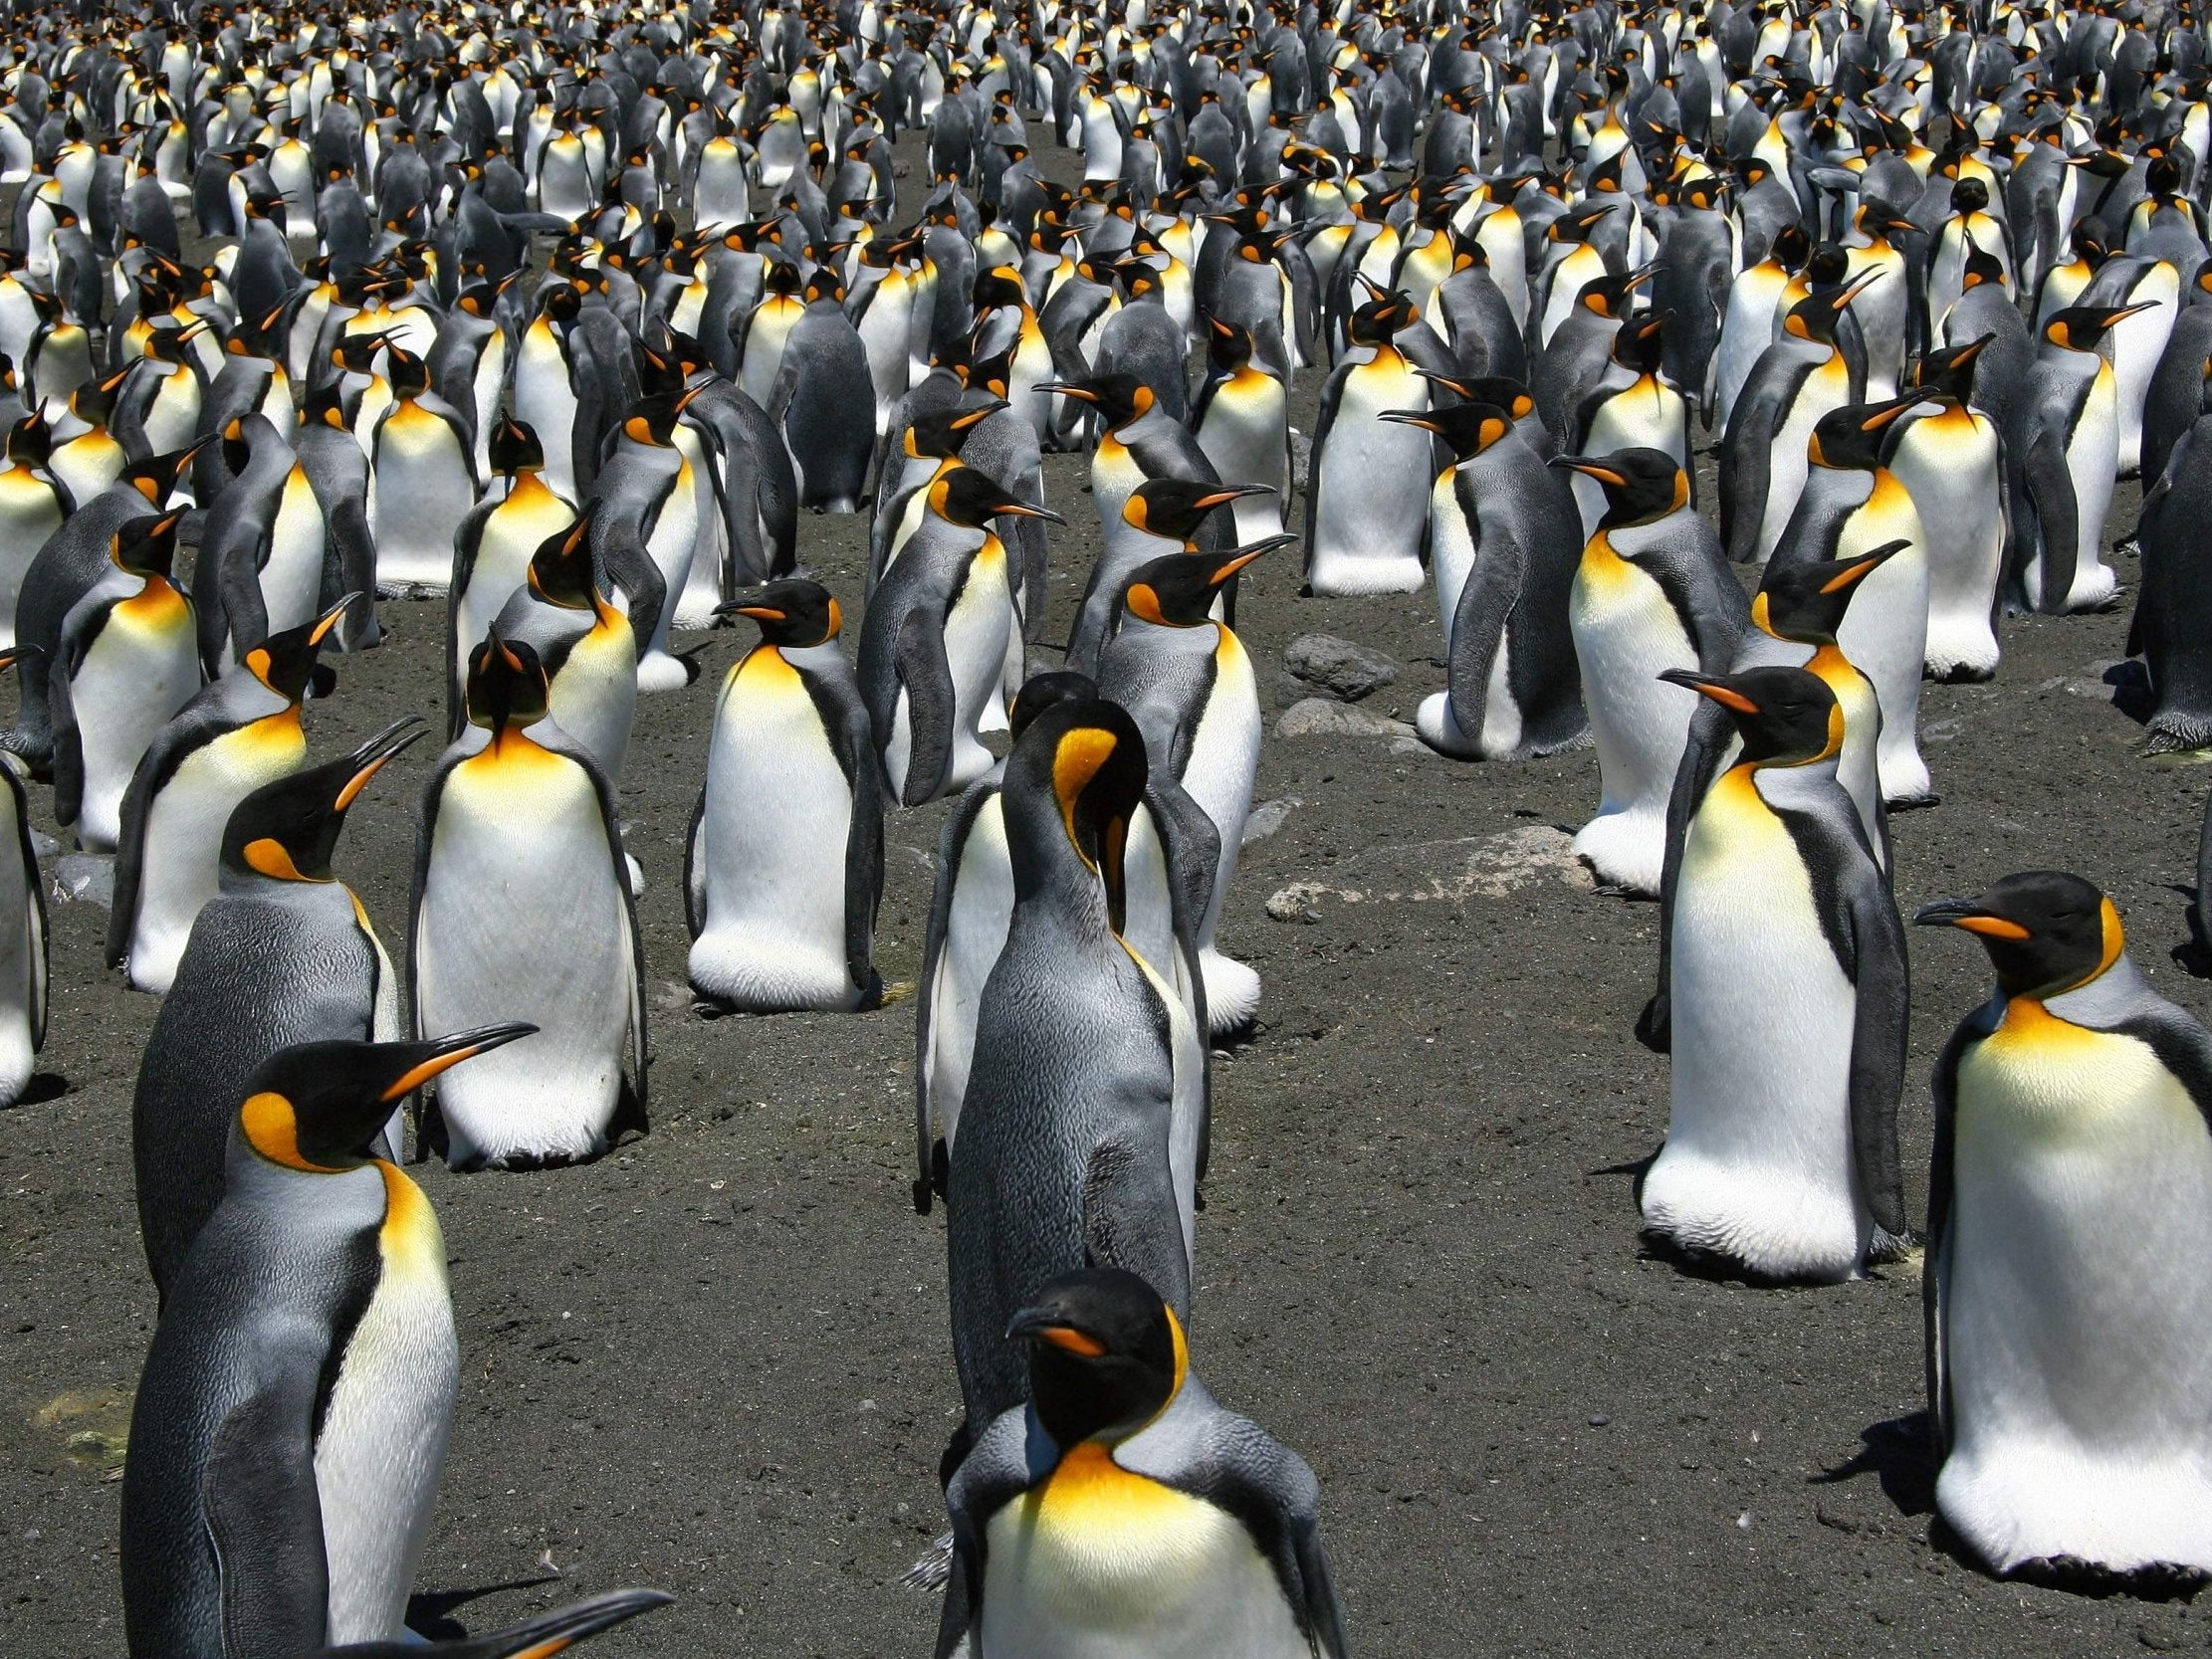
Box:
[1309,352,1430,594]
[936,541,1014,797]
[926,798,1012,1152]
[416,751,633,1163]
[73,606,200,853]
[689,653,857,1010]
[262,468,329,639]
[1570,552,1697,894]
[1889,414,2003,679]
[0,478,64,643]
[368,407,474,590]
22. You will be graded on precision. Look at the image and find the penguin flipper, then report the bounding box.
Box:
[681,786,707,938]
[894,605,958,808]
[45,635,85,829]
[1081,1132,1194,1317]
[1642,700,1737,1053]
[1719,374,1787,562]
[325,497,380,651]
[1924,1014,1979,1458]
[1443,500,1524,744]
[203,1380,330,1659]
[833,689,886,997]
[315,1588,674,1658]
[1843,871,1912,1244]
[2023,426,2080,613]
[13,768,45,1049]
[936,1408,1041,1659]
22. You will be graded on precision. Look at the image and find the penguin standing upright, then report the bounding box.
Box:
[1098,536,1290,1038]
[365,341,477,593]
[51,510,200,854]
[0,649,43,1110]
[445,418,578,737]
[1721,277,1876,564]
[131,721,419,1301]
[1891,338,2007,683]
[1191,316,1291,543]
[119,1027,534,1654]
[772,266,877,513]
[1640,665,1908,1282]
[490,512,638,788]
[2018,305,2149,614]
[939,1268,1350,1659]
[858,466,1060,805]
[411,636,643,1170]
[0,413,71,644]
[1304,290,1433,595]
[1765,395,1935,806]
[1562,449,1747,896]
[686,580,883,1013]
[107,603,344,996]
[1917,873,2212,1580]
[2130,387,2212,751]
[1378,401,1588,760]
[947,697,1205,1439]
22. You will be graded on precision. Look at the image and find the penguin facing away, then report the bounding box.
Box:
[939,1267,1351,1659]
[1918,873,2212,1583]
[0,648,44,1111]
[411,635,646,1170]
[685,579,884,1013]
[1641,665,1909,1284]
[119,1026,535,1656]
[132,720,420,1303]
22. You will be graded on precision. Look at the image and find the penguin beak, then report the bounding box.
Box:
[448,1588,674,1657]
[1213,534,1298,582]
[1834,268,1884,309]
[335,718,426,811]
[1912,898,2031,938]
[991,501,1068,523]
[1039,382,1099,404]
[1005,1305,1107,1354]
[2104,302,2159,325]
[1657,667,1760,714]
[377,1022,542,1104]
[1554,456,1629,487]
[0,644,34,679]
[718,602,786,622]
[1197,485,1274,507]
[308,596,356,648]
[1378,410,1444,432]
[1819,538,1912,591]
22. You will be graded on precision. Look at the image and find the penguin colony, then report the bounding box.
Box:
[0,0,2200,1648]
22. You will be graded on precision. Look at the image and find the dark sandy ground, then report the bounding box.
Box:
[9,179,2212,1659]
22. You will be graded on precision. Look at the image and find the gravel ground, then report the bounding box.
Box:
[6,173,2212,1659]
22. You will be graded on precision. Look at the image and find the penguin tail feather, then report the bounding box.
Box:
[899,1532,955,1592]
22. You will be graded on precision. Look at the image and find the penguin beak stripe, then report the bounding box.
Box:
[1378,412,1441,432]
[1570,464,1629,487]
[1032,1325,1107,1357]
[335,749,401,812]
[994,504,1068,523]
[732,606,786,621]
[381,1023,541,1103]
[309,599,353,646]
[1664,674,1759,714]
[1819,560,1880,594]
[1950,916,2032,939]
[1912,903,2032,938]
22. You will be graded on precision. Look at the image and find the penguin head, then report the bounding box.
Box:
[523,513,601,613]
[2044,303,2156,352]
[1008,671,1099,740]
[905,399,1006,462]
[1042,372,1148,428]
[1783,268,1880,340]
[1913,334,1991,403]
[1806,392,1933,470]
[1420,370,1539,426]
[1123,478,1271,543]
[1915,871,2125,999]
[930,465,1068,531]
[1751,539,1911,645]
[4,410,49,467]
[1346,287,1419,347]
[1383,400,1516,462]
[1575,266,1653,320]
[622,391,694,447]
[1554,448,1687,526]
[1949,175,1990,215]
[110,511,184,581]
[488,416,547,477]
[236,1024,538,1174]
[972,265,1026,309]
[717,578,842,647]
[465,632,552,732]
[383,340,431,399]
[243,600,349,704]
[1659,665,1842,765]
[1007,1267,1188,1448]
[1769,223,1812,274]
[1121,537,1289,627]
[1611,311,1666,372]
[219,719,424,884]
[1007,694,1150,931]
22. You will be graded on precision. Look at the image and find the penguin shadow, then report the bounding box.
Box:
[2101,657,2157,728]
[2,1073,68,1110]
[2170,884,2212,978]
[405,1574,563,1640]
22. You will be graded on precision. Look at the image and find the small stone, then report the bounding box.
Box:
[1284,634,1401,702]
[1241,797,1300,846]
[2136,1613,2188,1651]
[1264,885,1323,924]
[1735,1512,1753,1530]
[53,853,113,909]
[1815,1501,1861,1535]
[1276,698,1408,739]
[1587,1414,1609,1427]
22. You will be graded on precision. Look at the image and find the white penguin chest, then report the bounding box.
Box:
[981,1446,1306,1659]
[704,652,851,916]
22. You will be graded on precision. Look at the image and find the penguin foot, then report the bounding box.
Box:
[1199,951,1261,1039]
[2141,721,2212,756]
[899,1532,956,1592]
[1885,792,1941,812]
[2006,1555,2210,1599]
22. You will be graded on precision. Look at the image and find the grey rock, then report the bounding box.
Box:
[53,853,112,909]
[1241,796,1301,846]
[1275,697,1411,739]
[1284,633,1400,702]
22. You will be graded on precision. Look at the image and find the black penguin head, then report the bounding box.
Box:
[1751,539,1910,644]
[1420,370,1539,426]
[1915,871,2125,999]
[1554,448,1687,526]
[1782,269,1880,340]
[717,578,842,647]
[1007,671,1099,740]
[1659,665,1842,765]
[1769,223,1812,273]
[523,514,600,612]
[236,1025,537,1173]
[622,390,694,446]
[2044,304,2155,351]
[1122,478,1271,543]
[3,410,47,467]
[2070,215,2112,266]
[244,600,349,704]
[1122,536,1289,627]
[1007,1267,1187,1448]
[488,416,546,476]
[111,512,184,580]
[972,265,1026,309]
[1611,311,1666,372]
[1914,335,1990,403]
[904,398,1005,461]
[1382,400,1515,463]
[219,718,424,884]
[1961,242,2009,293]
[124,443,205,508]
[1806,392,1932,470]
[1949,175,1990,215]
[1042,372,1148,428]
[1346,288,1419,346]
[1204,312,1254,371]
[930,466,1067,530]
[1575,267,1653,320]
[464,633,551,732]
[1007,696,1151,931]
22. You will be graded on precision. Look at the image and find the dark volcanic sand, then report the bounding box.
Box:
[7,185,2212,1659]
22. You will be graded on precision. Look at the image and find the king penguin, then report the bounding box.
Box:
[0,412,71,644]
[1191,315,1292,544]
[108,602,345,995]
[1917,872,2212,1582]
[1891,338,2007,683]
[685,579,883,1013]
[2018,304,2148,614]
[1378,400,1588,761]
[411,635,644,1170]
[1561,449,1747,896]
[1303,289,1433,595]
[445,417,578,738]
[1643,665,1909,1283]
[0,649,44,1111]
[938,1267,1350,1659]
[489,510,639,790]
[947,696,1206,1444]
[119,1026,535,1653]
[132,720,420,1302]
